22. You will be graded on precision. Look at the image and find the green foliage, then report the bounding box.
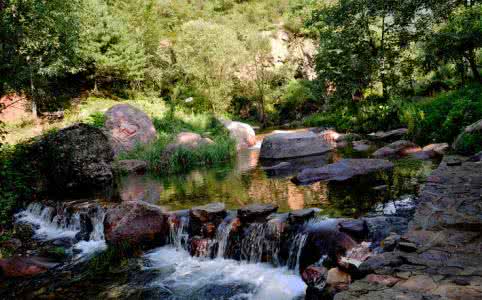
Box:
[0,143,38,226]
[304,97,403,133]
[277,79,323,122]
[86,112,106,128]
[401,84,482,145]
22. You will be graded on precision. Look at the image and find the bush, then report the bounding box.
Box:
[304,98,403,133]
[0,143,38,226]
[401,84,482,145]
[454,132,482,155]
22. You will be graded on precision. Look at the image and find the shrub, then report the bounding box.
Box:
[401,84,482,145]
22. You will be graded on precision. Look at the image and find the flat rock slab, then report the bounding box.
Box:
[368,128,408,142]
[293,159,394,185]
[190,202,227,223]
[238,203,278,222]
[260,131,333,159]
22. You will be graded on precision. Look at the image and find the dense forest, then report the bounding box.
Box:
[1,0,481,134]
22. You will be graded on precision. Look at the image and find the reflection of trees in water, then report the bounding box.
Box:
[152,154,434,215]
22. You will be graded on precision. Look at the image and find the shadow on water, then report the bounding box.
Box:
[114,144,437,217]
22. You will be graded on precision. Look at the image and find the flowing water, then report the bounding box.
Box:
[7,134,437,299]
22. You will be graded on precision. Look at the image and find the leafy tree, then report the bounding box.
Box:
[172,20,246,113]
[423,4,482,82]
[0,0,82,117]
[79,0,147,90]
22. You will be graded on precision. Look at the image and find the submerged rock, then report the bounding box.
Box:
[32,123,114,194]
[260,131,333,159]
[237,203,278,222]
[104,104,157,156]
[293,159,394,185]
[104,201,167,247]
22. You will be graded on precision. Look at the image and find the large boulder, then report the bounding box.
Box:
[260,131,333,159]
[293,159,394,185]
[104,201,168,247]
[372,140,420,158]
[222,120,256,150]
[33,123,114,193]
[104,104,157,155]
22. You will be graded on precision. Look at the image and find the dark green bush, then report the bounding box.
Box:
[402,84,482,145]
[454,132,482,155]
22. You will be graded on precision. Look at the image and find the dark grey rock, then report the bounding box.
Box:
[293,159,394,185]
[238,204,278,222]
[260,131,333,159]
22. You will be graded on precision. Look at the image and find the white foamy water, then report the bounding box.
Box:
[144,246,306,300]
[15,202,107,258]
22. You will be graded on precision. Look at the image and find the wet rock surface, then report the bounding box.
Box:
[293,159,394,185]
[260,131,333,159]
[104,104,157,156]
[335,156,482,300]
[104,201,168,247]
[237,203,279,222]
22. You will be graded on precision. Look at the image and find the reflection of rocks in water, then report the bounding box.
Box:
[236,148,260,173]
[260,153,332,178]
[117,175,162,203]
[287,184,305,210]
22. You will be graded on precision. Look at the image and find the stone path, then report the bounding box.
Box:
[336,156,482,300]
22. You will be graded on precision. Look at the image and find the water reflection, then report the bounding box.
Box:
[115,146,436,217]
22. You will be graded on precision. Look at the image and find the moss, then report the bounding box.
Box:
[454,132,482,155]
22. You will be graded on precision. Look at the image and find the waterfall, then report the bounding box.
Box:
[15,202,106,257]
[168,215,189,250]
[287,233,308,273]
[16,202,81,240]
[241,222,281,265]
[215,219,234,258]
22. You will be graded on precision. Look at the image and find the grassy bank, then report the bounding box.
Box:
[118,112,236,174]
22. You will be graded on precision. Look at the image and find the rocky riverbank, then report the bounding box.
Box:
[335,156,482,300]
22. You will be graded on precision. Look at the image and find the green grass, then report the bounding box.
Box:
[119,112,236,174]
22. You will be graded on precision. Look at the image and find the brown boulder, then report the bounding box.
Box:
[104,104,157,156]
[104,201,167,247]
[326,267,351,291]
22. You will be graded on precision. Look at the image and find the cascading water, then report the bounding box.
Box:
[168,215,189,250]
[215,219,234,258]
[15,202,107,258]
[287,233,308,273]
[240,222,281,265]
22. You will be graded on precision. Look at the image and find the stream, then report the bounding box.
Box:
[4,137,437,299]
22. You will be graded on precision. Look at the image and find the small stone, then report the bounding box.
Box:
[396,271,412,280]
[381,233,400,252]
[366,274,400,287]
[446,157,462,166]
[398,241,417,253]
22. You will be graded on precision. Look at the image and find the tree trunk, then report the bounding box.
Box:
[466,51,481,83]
[380,6,387,98]
[30,67,37,119]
